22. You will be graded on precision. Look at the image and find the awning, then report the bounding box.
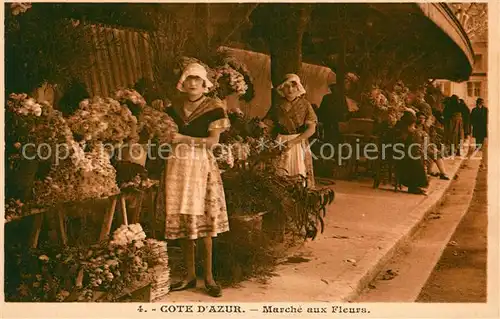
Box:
[416,3,474,81]
[244,3,474,83]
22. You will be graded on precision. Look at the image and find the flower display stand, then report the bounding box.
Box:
[15,206,68,248]
[5,193,121,249]
[99,194,128,241]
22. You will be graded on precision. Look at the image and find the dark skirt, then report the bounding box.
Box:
[396,157,429,189]
[395,134,429,189]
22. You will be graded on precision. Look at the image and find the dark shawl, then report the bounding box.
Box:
[263,96,318,136]
[166,97,229,138]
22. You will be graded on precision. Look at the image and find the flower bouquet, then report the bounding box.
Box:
[387,80,410,126]
[137,105,178,144]
[4,198,25,223]
[113,88,147,109]
[217,49,255,102]
[5,94,75,202]
[217,113,265,169]
[113,88,178,144]
[360,86,390,122]
[6,93,74,161]
[8,93,44,117]
[110,224,147,248]
[113,88,147,122]
[368,87,390,112]
[213,64,248,100]
[32,141,120,205]
[67,97,139,146]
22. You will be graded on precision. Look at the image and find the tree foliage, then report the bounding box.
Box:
[4,4,97,94]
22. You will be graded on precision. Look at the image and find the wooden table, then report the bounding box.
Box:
[7,181,160,248]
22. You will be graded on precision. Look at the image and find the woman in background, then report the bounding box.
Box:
[260,74,318,188]
[443,95,464,156]
[394,112,429,195]
[415,112,449,180]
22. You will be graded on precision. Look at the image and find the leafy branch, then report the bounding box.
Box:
[222,149,334,241]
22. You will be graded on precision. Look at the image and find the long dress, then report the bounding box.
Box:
[443,100,464,153]
[156,97,230,240]
[394,128,429,189]
[263,96,318,188]
[415,124,443,161]
[318,88,346,146]
[450,112,464,153]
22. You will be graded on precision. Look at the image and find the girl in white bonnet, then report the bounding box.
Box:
[157,63,230,297]
[261,73,318,188]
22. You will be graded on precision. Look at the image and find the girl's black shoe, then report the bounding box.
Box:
[408,187,426,195]
[439,174,450,180]
[205,282,222,297]
[170,279,197,291]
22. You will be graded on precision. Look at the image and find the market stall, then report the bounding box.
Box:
[4,3,335,299]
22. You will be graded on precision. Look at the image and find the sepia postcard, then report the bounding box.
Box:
[1,1,498,318]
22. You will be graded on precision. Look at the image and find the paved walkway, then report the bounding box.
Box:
[160,158,464,302]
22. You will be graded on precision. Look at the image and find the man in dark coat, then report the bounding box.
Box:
[317,73,359,145]
[315,74,359,177]
[470,98,488,149]
[317,84,347,146]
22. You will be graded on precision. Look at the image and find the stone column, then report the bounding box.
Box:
[265,4,312,104]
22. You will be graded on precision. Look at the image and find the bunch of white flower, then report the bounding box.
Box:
[110,224,147,248]
[8,93,43,117]
[369,87,389,112]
